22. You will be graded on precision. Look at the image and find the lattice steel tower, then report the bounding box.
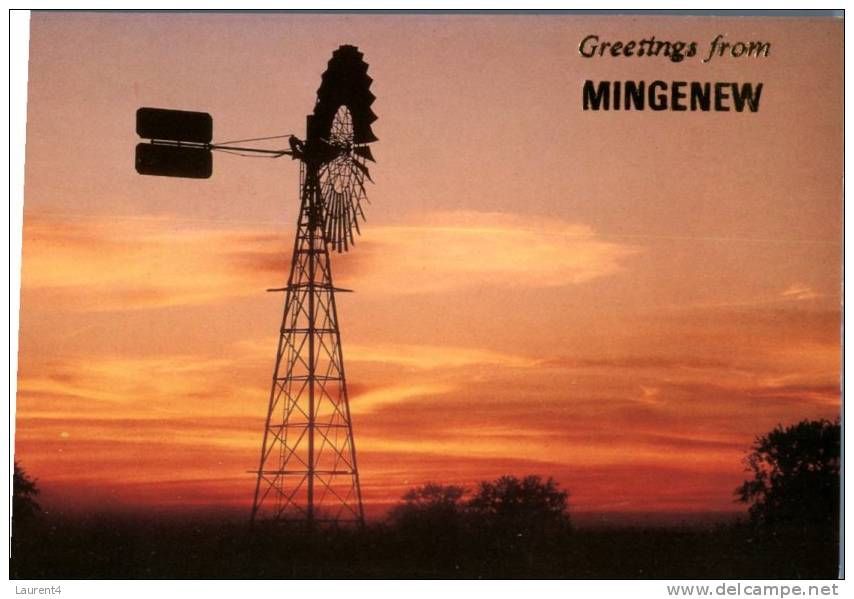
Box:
[251,45,377,526]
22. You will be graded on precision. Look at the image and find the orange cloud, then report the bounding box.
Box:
[349,382,454,414]
[781,284,821,300]
[20,212,289,310]
[347,342,540,370]
[20,209,637,312]
[333,210,639,294]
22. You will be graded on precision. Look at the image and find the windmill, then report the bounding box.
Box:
[250,45,376,527]
[134,45,377,527]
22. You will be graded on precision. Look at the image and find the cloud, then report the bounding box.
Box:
[781,284,821,300]
[21,210,636,311]
[20,212,288,310]
[16,347,268,425]
[332,211,638,294]
[346,342,539,370]
[671,285,831,311]
[545,355,741,372]
[349,382,454,414]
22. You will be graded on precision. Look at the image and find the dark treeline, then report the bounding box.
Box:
[8,505,838,579]
[10,420,840,579]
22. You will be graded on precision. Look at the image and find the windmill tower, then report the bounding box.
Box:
[250,45,378,527]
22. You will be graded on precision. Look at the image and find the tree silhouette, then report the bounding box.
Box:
[467,474,570,547]
[390,475,572,574]
[468,475,569,524]
[13,461,41,525]
[11,460,42,576]
[389,482,466,527]
[388,483,468,569]
[736,419,840,530]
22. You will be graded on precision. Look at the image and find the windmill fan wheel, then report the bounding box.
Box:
[306,45,378,252]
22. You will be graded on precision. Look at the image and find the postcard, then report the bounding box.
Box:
[10,10,843,580]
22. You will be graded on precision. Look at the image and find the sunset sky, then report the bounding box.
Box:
[15,13,841,521]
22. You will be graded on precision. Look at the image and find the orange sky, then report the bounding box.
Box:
[15,13,841,520]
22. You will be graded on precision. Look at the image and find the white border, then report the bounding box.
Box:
[6,5,847,596]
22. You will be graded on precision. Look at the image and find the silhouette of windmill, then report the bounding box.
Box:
[134,45,378,527]
[250,46,377,527]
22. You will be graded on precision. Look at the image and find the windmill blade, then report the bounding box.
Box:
[352,205,363,234]
[353,145,375,162]
[349,104,378,123]
[349,159,373,183]
[352,123,379,145]
[337,195,345,251]
[344,219,352,251]
[323,190,334,245]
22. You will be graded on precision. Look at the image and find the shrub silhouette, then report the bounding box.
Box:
[736,419,840,531]
[388,483,467,570]
[389,482,467,528]
[465,475,571,571]
[11,461,42,577]
[13,461,41,526]
[468,474,570,529]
